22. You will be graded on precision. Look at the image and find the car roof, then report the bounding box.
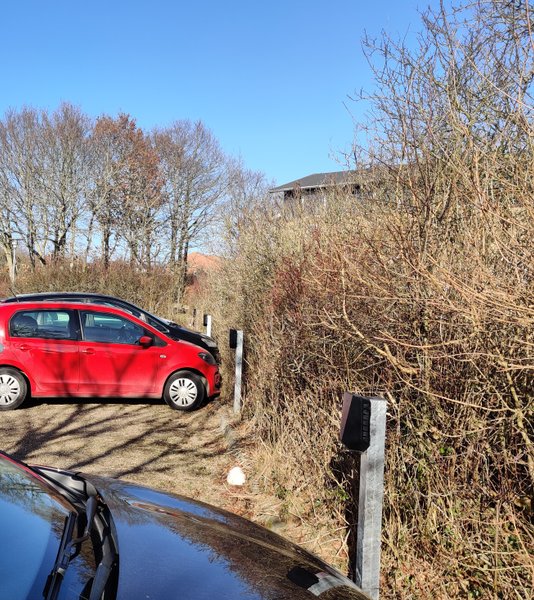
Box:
[3,292,119,301]
[0,300,148,320]
[1,300,128,312]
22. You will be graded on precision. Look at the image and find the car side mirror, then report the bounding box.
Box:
[139,335,153,348]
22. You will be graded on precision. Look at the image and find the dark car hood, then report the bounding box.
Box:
[164,320,218,347]
[85,474,368,600]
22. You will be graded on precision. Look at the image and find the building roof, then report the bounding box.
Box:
[269,170,358,193]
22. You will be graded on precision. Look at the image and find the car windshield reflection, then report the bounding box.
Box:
[0,460,97,600]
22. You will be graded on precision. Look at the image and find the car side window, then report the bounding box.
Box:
[80,311,145,345]
[10,310,77,340]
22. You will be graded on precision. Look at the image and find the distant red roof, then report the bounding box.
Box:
[187,252,221,273]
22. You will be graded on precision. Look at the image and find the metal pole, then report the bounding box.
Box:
[204,314,212,337]
[233,330,243,414]
[10,240,17,284]
[355,397,387,600]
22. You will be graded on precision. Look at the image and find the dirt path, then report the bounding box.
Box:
[0,396,241,509]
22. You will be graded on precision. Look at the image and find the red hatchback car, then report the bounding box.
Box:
[0,302,221,411]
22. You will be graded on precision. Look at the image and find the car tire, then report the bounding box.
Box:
[163,370,205,411]
[0,368,28,410]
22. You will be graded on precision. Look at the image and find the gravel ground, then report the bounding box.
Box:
[0,395,239,508]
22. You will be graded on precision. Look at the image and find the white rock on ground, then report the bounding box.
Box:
[226,466,246,486]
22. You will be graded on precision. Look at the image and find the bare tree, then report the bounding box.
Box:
[91,114,162,269]
[220,157,273,252]
[0,108,47,269]
[0,185,16,282]
[38,103,93,261]
[153,120,226,297]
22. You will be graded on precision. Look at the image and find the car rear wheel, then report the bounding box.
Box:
[163,370,205,411]
[0,368,27,410]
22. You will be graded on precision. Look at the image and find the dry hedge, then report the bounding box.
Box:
[205,181,532,597]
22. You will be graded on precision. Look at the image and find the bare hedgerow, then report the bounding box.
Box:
[0,259,180,321]
[202,1,533,598]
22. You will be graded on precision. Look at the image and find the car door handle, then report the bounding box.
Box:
[81,348,95,355]
[15,344,30,351]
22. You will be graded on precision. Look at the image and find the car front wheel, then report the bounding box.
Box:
[163,371,205,411]
[0,368,28,410]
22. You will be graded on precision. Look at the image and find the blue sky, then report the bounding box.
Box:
[0,1,439,185]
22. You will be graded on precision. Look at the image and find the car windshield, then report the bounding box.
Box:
[144,313,169,332]
[0,457,96,599]
[123,304,169,333]
[124,303,170,333]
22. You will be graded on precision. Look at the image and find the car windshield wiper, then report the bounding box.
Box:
[43,495,98,600]
[33,467,119,600]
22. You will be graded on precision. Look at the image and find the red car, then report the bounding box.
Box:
[0,301,221,411]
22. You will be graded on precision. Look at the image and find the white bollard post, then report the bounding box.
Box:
[10,240,17,284]
[203,313,212,337]
[230,329,244,414]
[355,397,387,600]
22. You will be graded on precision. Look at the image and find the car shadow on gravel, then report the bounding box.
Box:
[19,395,164,409]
